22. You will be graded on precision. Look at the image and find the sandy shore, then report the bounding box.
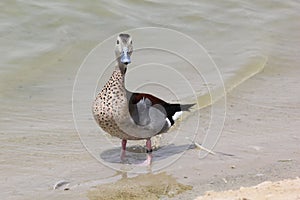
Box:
[196,178,300,200]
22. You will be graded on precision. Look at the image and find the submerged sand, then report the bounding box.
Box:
[88,172,192,200]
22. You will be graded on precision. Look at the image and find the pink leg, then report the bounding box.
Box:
[120,139,127,161]
[146,138,152,152]
[140,138,152,166]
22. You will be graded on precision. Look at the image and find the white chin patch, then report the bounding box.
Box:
[172,111,183,121]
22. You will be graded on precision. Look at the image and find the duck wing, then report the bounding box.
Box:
[128,92,195,126]
[129,93,168,126]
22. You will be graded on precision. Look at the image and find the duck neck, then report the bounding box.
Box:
[116,61,127,75]
[114,62,127,87]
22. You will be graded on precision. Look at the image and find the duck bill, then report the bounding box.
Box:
[120,47,131,65]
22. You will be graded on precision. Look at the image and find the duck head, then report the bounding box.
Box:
[115,33,133,73]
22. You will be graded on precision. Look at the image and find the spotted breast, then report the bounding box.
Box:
[93,69,140,140]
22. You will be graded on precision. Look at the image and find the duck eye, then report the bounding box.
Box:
[130,41,132,44]
[116,40,119,44]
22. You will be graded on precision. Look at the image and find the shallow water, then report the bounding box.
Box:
[1,0,300,199]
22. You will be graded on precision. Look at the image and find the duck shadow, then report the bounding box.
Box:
[99,143,194,164]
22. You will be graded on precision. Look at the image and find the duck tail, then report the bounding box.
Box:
[180,103,195,111]
[165,103,195,126]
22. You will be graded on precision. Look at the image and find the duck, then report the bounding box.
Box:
[92,33,194,165]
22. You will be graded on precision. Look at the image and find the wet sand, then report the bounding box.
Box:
[41,60,300,199]
[1,57,300,200]
[81,61,300,199]
[171,62,300,199]
[1,56,299,200]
